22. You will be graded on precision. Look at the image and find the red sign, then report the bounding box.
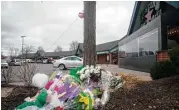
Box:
[78,11,84,19]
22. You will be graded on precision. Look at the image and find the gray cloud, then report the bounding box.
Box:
[1,1,134,55]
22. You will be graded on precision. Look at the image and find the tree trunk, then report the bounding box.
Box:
[83,1,96,66]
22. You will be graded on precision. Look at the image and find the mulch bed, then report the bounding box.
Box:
[1,86,38,110]
[1,75,179,110]
[104,75,179,110]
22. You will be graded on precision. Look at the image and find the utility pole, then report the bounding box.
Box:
[83,1,96,66]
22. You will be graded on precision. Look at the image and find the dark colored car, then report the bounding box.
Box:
[8,59,21,66]
[47,58,54,64]
[43,58,54,64]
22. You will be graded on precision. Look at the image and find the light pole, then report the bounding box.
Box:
[21,36,26,60]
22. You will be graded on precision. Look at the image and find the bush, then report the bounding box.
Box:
[150,60,176,80]
[16,63,38,87]
[1,66,13,84]
[168,45,179,73]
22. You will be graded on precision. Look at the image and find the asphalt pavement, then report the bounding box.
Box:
[36,64,56,75]
[1,63,68,82]
[1,64,151,83]
[37,63,69,74]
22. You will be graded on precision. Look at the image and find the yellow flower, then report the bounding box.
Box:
[79,94,89,105]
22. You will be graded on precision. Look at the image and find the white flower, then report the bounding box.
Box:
[95,98,101,106]
[97,66,101,70]
[90,65,94,70]
[84,69,90,76]
[89,65,95,73]
[106,71,112,76]
[86,65,90,69]
[94,67,100,74]
[80,74,86,80]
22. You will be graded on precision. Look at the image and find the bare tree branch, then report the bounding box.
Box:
[69,41,79,51]
[23,45,35,59]
[8,47,19,60]
[36,46,45,59]
[54,46,62,52]
[17,63,38,87]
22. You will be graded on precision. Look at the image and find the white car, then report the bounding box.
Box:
[53,56,83,70]
[25,59,32,63]
[43,59,48,64]
[1,60,8,69]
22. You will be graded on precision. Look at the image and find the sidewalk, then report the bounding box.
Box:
[99,64,152,81]
[1,87,14,98]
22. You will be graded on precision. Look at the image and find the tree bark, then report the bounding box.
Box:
[83,1,96,66]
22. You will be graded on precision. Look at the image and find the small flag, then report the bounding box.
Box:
[78,11,84,19]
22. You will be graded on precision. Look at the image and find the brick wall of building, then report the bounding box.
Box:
[156,51,170,62]
[97,54,108,64]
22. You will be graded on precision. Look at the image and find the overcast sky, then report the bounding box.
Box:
[1,1,135,55]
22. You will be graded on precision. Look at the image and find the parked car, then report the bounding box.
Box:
[1,60,8,69]
[25,59,32,63]
[9,59,22,66]
[30,60,35,63]
[21,59,26,63]
[43,58,54,64]
[53,56,83,70]
[36,60,43,63]
[43,59,48,64]
[46,58,54,64]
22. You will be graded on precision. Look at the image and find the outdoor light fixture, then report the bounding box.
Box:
[167,26,179,36]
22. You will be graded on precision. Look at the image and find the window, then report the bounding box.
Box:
[139,28,158,56]
[64,57,72,60]
[119,39,138,58]
[166,1,179,8]
[119,28,159,58]
[71,57,81,61]
[125,39,138,57]
[119,44,126,58]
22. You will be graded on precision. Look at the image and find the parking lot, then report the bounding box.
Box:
[36,64,56,74]
[1,63,151,83]
[1,63,69,82]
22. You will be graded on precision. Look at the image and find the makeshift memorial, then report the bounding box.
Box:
[16,65,124,110]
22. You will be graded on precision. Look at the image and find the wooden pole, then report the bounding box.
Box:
[83,1,96,66]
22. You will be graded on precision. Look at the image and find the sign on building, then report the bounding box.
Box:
[140,1,162,26]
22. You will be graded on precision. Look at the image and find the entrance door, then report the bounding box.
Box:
[112,52,118,64]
